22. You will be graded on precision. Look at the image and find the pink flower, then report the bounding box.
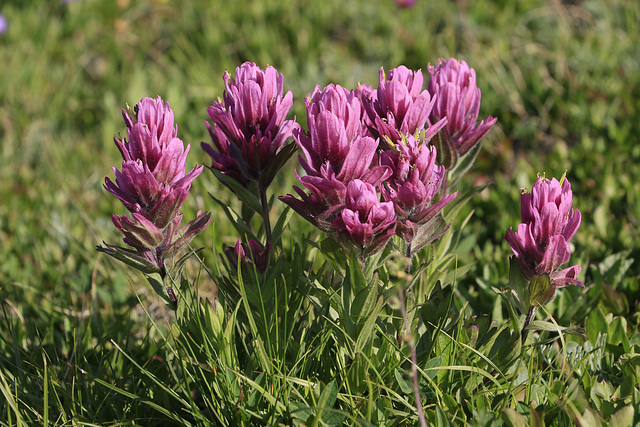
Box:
[428,58,497,156]
[280,84,391,231]
[101,97,211,276]
[394,0,416,7]
[380,136,457,224]
[202,62,298,186]
[0,14,8,35]
[297,84,369,178]
[105,97,202,224]
[363,66,446,146]
[505,175,583,294]
[333,180,397,257]
[379,136,457,248]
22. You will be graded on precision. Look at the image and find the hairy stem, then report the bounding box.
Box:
[397,287,427,427]
[521,305,536,343]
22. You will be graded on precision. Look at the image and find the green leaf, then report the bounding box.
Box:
[258,141,298,189]
[489,326,522,371]
[271,206,293,245]
[97,243,159,274]
[449,140,483,187]
[508,256,529,313]
[526,320,584,335]
[209,193,258,242]
[435,405,453,427]
[586,307,608,345]
[601,282,629,315]
[210,168,263,214]
[354,296,383,354]
[290,401,313,423]
[319,237,346,273]
[528,273,554,307]
[443,183,489,223]
[419,286,453,330]
[503,290,522,334]
[167,247,204,279]
[144,272,175,308]
[351,286,378,322]
[530,405,544,427]
[314,381,340,425]
[609,405,634,427]
[424,356,442,380]
[608,316,631,352]
[348,249,367,295]
[246,372,267,408]
[502,408,527,427]
[174,276,195,320]
[432,129,458,171]
[410,215,448,257]
[394,368,413,395]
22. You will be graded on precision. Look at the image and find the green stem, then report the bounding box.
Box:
[259,184,272,243]
[521,305,536,344]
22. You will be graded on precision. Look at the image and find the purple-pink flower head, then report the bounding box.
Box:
[428,58,497,156]
[333,180,396,257]
[364,66,447,146]
[105,97,203,223]
[505,175,582,291]
[380,136,457,226]
[225,239,272,274]
[280,84,393,229]
[117,97,178,174]
[202,62,297,183]
[296,84,379,181]
[280,158,392,233]
[103,96,211,271]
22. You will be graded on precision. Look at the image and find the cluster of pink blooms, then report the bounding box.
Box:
[102,59,583,304]
[100,97,211,279]
[197,60,498,261]
[274,61,496,259]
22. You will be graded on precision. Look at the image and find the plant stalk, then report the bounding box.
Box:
[397,287,427,427]
[259,184,272,243]
[521,305,536,343]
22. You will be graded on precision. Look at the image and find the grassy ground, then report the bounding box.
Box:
[1,0,639,425]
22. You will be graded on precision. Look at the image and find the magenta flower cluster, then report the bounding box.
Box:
[201,62,298,187]
[280,64,465,259]
[505,176,583,301]
[102,97,211,275]
[103,59,499,276]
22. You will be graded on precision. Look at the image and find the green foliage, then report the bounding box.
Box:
[1,0,640,425]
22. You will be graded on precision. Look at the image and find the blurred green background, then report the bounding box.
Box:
[0,0,639,422]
